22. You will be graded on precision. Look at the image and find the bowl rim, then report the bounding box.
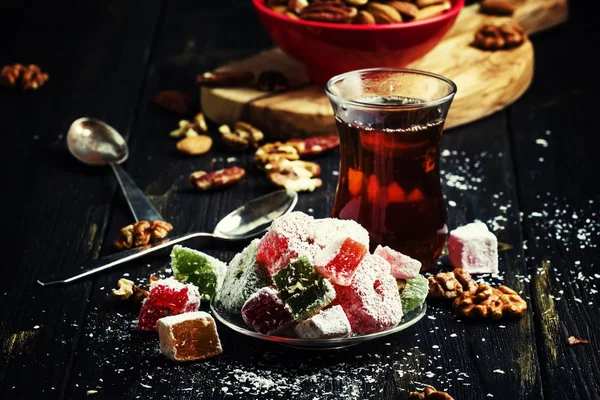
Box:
[252,0,465,31]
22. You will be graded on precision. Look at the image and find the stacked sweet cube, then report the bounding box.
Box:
[136,246,228,362]
[217,211,429,338]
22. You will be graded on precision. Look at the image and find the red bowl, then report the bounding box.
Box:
[251,0,465,86]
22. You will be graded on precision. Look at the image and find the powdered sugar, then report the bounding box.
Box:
[294,305,351,339]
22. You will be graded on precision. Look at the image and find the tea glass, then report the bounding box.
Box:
[325,68,457,270]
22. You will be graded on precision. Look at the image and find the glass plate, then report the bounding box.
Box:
[210,297,427,350]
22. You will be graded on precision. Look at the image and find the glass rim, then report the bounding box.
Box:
[325,67,458,110]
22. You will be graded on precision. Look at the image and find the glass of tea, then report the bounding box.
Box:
[325,68,457,271]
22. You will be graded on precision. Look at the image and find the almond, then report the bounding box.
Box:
[366,2,403,24]
[479,0,517,16]
[353,10,376,24]
[345,0,369,5]
[415,1,451,19]
[387,1,419,20]
[416,0,443,8]
[176,135,213,155]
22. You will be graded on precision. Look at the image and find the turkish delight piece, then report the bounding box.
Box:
[136,277,201,331]
[213,239,270,314]
[272,256,318,298]
[399,275,429,313]
[333,254,403,335]
[313,217,370,249]
[256,211,317,277]
[294,305,351,339]
[170,245,227,301]
[314,237,368,286]
[285,278,336,321]
[157,311,223,361]
[374,245,422,279]
[448,221,499,274]
[241,287,294,335]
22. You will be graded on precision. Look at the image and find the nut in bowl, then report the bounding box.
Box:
[251,0,465,86]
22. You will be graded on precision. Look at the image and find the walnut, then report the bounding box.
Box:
[132,284,149,302]
[219,122,264,150]
[473,22,525,51]
[266,159,323,192]
[190,166,246,190]
[113,220,174,250]
[170,113,208,138]
[112,276,151,302]
[300,0,358,23]
[408,385,454,399]
[452,283,527,320]
[255,141,301,166]
[428,268,477,302]
[0,63,49,89]
[111,278,134,300]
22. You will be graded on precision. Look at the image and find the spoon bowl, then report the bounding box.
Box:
[214,189,298,239]
[67,117,128,166]
[37,189,298,286]
[66,117,162,222]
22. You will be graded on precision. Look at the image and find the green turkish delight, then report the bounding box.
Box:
[400,275,429,313]
[272,256,318,298]
[170,245,227,301]
[285,278,336,321]
[213,239,270,314]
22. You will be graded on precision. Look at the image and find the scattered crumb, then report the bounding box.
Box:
[568,336,589,345]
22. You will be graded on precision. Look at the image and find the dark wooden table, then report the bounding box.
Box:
[2,1,599,399]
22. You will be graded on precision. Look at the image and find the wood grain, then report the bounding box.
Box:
[201,0,567,139]
[0,1,163,399]
[508,6,600,397]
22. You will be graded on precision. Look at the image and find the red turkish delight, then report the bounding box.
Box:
[256,211,317,277]
[374,245,421,279]
[241,287,294,335]
[136,277,201,331]
[333,254,403,335]
[314,237,368,286]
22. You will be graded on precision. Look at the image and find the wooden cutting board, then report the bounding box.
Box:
[201,0,568,139]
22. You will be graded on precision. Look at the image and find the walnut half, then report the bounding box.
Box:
[409,385,454,399]
[428,268,477,302]
[0,64,49,89]
[452,283,527,320]
[472,22,525,51]
[113,220,174,250]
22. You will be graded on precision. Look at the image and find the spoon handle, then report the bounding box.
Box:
[36,232,214,287]
[111,163,164,222]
